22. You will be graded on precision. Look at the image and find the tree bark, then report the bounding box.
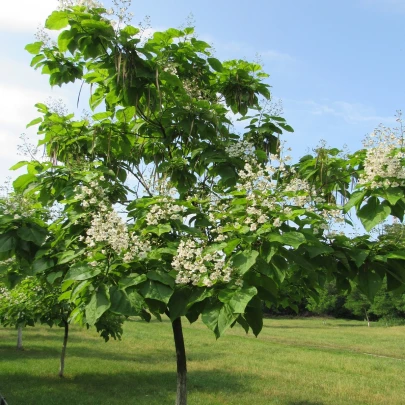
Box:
[58,320,69,378]
[16,326,23,350]
[365,309,370,327]
[0,392,9,405]
[172,317,187,405]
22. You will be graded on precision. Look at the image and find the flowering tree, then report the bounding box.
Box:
[0,277,73,375]
[0,278,37,350]
[0,191,123,376]
[2,1,405,403]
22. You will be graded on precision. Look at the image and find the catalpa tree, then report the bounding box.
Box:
[2,1,405,403]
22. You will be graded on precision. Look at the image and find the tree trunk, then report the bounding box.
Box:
[171,317,187,405]
[365,309,370,327]
[58,321,69,378]
[16,326,23,350]
[0,392,9,405]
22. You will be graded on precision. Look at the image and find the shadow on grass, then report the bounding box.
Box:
[0,342,224,365]
[262,325,329,330]
[1,369,256,405]
[288,402,325,405]
[263,324,366,330]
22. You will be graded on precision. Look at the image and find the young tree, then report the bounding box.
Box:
[0,277,73,375]
[344,286,372,326]
[2,1,405,403]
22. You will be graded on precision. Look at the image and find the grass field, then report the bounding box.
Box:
[1,317,405,405]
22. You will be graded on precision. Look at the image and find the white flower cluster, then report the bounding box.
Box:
[145,200,187,225]
[182,78,212,102]
[111,0,134,23]
[76,175,151,263]
[74,176,106,208]
[34,26,54,49]
[225,140,255,160]
[163,63,178,76]
[283,178,316,207]
[1,195,37,219]
[0,287,28,306]
[172,240,233,287]
[85,207,151,263]
[210,149,345,234]
[58,0,103,9]
[359,126,405,188]
[0,287,11,301]
[86,209,130,252]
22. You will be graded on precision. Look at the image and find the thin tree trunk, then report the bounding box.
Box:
[172,317,187,405]
[16,326,23,350]
[365,309,370,327]
[58,321,69,378]
[0,392,9,405]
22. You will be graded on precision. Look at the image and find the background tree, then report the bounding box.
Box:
[0,277,73,375]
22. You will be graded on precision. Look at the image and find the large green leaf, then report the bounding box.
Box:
[109,286,144,316]
[147,270,175,288]
[58,30,75,52]
[17,225,47,246]
[168,288,192,320]
[261,240,278,263]
[357,197,391,231]
[140,280,173,304]
[232,250,259,275]
[0,232,16,252]
[348,249,369,268]
[217,304,238,337]
[386,250,405,260]
[119,274,147,289]
[357,269,383,301]
[64,263,101,281]
[86,284,111,325]
[13,173,36,192]
[343,189,367,213]
[201,300,221,333]
[33,257,55,274]
[116,106,135,123]
[45,11,69,30]
[244,305,263,337]
[26,117,42,128]
[145,224,172,236]
[218,285,257,313]
[207,57,223,72]
[381,187,404,206]
[267,232,306,249]
[269,255,288,283]
[25,42,43,54]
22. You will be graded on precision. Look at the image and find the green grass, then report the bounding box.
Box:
[1,317,405,404]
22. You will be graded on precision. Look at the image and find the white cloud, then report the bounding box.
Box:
[0,84,51,127]
[199,34,295,65]
[0,56,72,184]
[1,0,56,33]
[290,99,396,124]
[0,129,25,184]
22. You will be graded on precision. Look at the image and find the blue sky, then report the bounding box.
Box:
[1,0,404,184]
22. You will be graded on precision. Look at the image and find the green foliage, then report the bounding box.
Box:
[0,277,70,328]
[2,1,405,348]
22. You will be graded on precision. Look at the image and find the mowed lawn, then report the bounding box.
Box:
[1,317,405,405]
